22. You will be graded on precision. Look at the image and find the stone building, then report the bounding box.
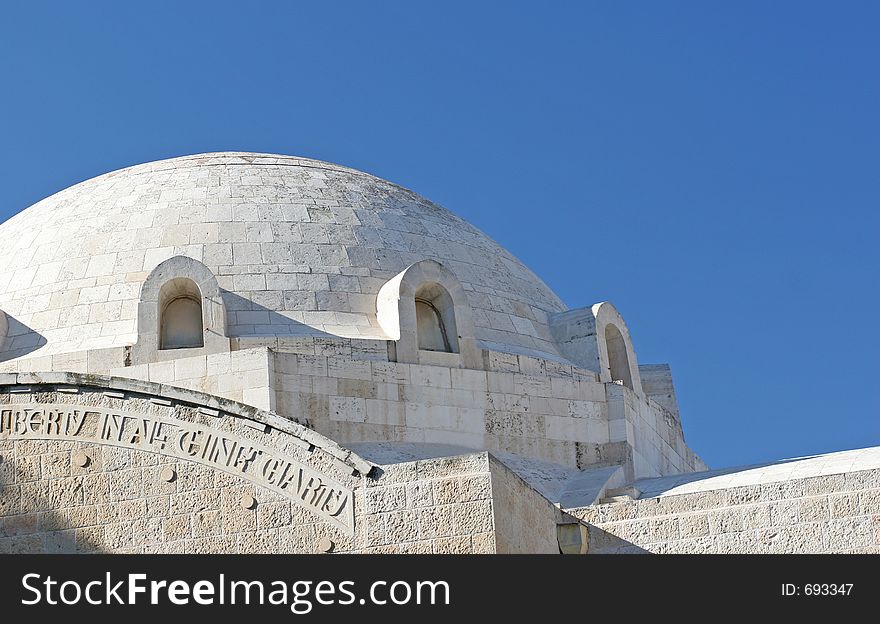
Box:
[0,152,876,554]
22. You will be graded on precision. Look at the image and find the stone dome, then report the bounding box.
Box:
[0,152,567,361]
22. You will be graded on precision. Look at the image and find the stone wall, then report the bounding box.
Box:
[1,339,705,482]
[272,346,702,479]
[571,469,880,554]
[0,346,125,375]
[0,441,499,554]
[274,348,622,473]
[356,454,496,554]
[111,348,277,410]
[0,380,365,553]
[608,383,706,480]
[0,377,510,554]
[489,457,560,553]
[0,437,354,554]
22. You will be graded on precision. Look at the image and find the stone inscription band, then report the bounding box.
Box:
[0,404,355,534]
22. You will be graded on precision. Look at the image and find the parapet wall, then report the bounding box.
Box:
[569,468,880,554]
[0,336,707,483]
[105,344,703,479]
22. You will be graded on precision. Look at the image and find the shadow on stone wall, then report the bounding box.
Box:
[0,316,48,363]
[587,525,650,554]
[222,291,339,338]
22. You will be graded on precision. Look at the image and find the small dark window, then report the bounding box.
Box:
[416,297,451,352]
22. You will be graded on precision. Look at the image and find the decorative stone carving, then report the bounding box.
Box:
[72,451,90,468]
[0,374,370,536]
[317,537,334,553]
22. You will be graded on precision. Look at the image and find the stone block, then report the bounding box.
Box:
[384,510,420,544]
[329,395,366,422]
[829,493,861,519]
[740,504,772,530]
[859,489,880,515]
[409,365,451,389]
[708,508,743,534]
[432,535,472,554]
[431,478,461,506]
[452,500,494,535]
[459,474,491,501]
[359,513,387,547]
[824,518,873,552]
[192,510,222,538]
[679,513,710,539]
[1,513,37,537]
[405,481,434,508]
[364,485,406,514]
[418,505,455,539]
[257,502,292,530]
[68,505,97,528]
[598,501,638,523]
[798,496,830,523]
[769,500,800,526]
[20,482,50,513]
[471,531,496,554]
[163,515,191,541]
[41,452,71,479]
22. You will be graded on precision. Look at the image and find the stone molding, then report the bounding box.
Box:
[0,371,372,477]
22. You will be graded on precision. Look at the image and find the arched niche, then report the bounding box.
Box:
[604,322,634,389]
[415,283,458,353]
[376,259,481,368]
[132,256,228,364]
[159,278,205,350]
[549,301,643,394]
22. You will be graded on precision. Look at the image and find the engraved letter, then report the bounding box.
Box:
[321,490,348,517]
[66,410,87,437]
[45,411,62,436]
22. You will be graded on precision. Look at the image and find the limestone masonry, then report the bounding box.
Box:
[0,153,875,553]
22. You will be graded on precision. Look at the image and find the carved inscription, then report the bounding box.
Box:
[0,404,355,534]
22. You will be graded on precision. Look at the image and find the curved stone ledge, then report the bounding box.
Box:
[0,371,373,477]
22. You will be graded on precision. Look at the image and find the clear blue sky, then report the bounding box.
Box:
[1,2,877,468]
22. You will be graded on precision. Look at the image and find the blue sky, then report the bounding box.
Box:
[0,2,877,468]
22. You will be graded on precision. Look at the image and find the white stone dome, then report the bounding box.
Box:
[0,152,567,360]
